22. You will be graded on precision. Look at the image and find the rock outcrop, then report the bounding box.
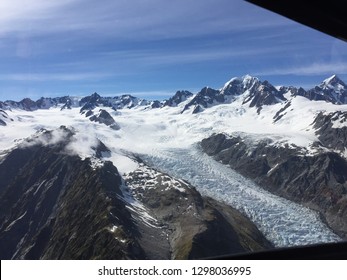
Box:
[125,163,273,259]
[313,111,347,152]
[89,109,120,130]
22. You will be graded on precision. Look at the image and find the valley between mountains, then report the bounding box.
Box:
[1,74,347,259]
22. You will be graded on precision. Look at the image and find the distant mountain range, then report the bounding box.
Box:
[1,74,346,115]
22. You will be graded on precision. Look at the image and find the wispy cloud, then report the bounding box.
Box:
[0,0,291,39]
[255,62,347,76]
[0,0,75,34]
[97,43,306,69]
[0,72,112,82]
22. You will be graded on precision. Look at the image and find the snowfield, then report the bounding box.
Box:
[1,91,347,247]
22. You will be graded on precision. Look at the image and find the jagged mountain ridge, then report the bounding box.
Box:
[182,75,288,114]
[0,93,153,113]
[1,75,346,117]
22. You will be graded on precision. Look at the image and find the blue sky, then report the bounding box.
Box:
[0,0,346,101]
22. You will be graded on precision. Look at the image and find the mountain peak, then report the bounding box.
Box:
[322,74,345,86]
[79,92,101,106]
[222,74,259,89]
[221,75,259,95]
[304,74,347,104]
[163,90,193,107]
[242,74,259,82]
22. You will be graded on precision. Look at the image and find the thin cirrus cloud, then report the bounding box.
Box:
[0,0,290,39]
[256,62,347,76]
[0,0,294,68]
[97,46,285,67]
[0,0,74,34]
[0,72,112,82]
[0,45,283,86]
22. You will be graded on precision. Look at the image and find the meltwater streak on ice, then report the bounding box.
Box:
[142,146,341,247]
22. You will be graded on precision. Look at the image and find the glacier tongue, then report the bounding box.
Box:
[141,145,341,247]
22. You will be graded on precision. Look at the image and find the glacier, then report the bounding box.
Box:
[141,145,341,247]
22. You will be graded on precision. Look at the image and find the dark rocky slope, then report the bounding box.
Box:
[313,111,347,152]
[201,133,347,239]
[0,109,13,126]
[0,127,272,259]
[0,128,144,260]
[125,163,273,259]
[163,90,193,107]
[88,109,120,130]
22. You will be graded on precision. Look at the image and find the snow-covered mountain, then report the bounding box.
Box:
[163,90,193,107]
[305,75,347,104]
[1,74,346,115]
[1,74,347,259]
